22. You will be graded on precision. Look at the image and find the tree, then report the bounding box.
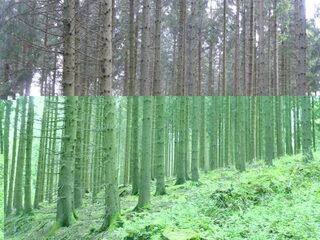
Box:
[140,0,151,95]
[62,0,76,95]
[222,0,227,95]
[3,101,12,213]
[13,97,27,214]
[100,0,113,96]
[7,100,19,215]
[100,97,120,231]
[191,97,200,181]
[294,0,307,95]
[56,97,78,227]
[131,97,140,195]
[264,97,274,166]
[154,97,166,195]
[175,97,186,185]
[176,0,186,95]
[301,97,313,162]
[135,97,153,210]
[24,97,34,214]
[153,0,162,96]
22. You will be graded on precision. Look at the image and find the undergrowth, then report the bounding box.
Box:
[4,153,320,240]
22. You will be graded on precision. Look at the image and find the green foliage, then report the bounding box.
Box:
[162,227,200,240]
[47,222,62,238]
[125,224,165,240]
[5,154,320,240]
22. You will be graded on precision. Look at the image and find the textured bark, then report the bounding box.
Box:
[123,97,132,185]
[175,97,186,185]
[62,0,76,95]
[301,97,313,162]
[131,97,139,195]
[191,98,200,181]
[222,0,227,95]
[273,0,279,95]
[153,0,162,95]
[4,101,12,213]
[234,0,240,95]
[155,97,166,195]
[264,97,274,166]
[24,97,34,214]
[235,97,246,171]
[135,97,153,209]
[139,0,151,95]
[248,0,254,95]
[100,97,120,231]
[13,98,27,214]
[100,0,113,95]
[176,0,186,95]
[128,0,136,95]
[74,98,84,208]
[56,97,77,227]
[34,99,49,209]
[294,0,307,95]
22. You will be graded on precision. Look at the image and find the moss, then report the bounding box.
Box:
[99,212,122,233]
[162,227,200,240]
[47,221,61,238]
[108,213,122,231]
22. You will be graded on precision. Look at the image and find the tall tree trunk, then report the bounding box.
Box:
[100,97,120,231]
[56,97,77,227]
[13,97,27,214]
[222,0,227,95]
[139,0,151,95]
[3,101,12,214]
[7,100,19,215]
[128,0,136,95]
[191,97,199,181]
[100,0,113,95]
[135,97,153,209]
[24,97,34,214]
[62,0,76,95]
[301,97,313,162]
[155,97,166,195]
[153,0,162,95]
[234,0,240,95]
[176,0,186,95]
[131,97,139,195]
[294,0,307,95]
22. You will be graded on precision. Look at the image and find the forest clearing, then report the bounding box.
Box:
[1,96,319,239]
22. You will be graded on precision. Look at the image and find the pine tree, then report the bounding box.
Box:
[3,101,12,213]
[301,97,313,162]
[13,97,27,214]
[24,97,34,214]
[100,97,120,231]
[135,97,153,210]
[155,97,166,195]
[56,97,78,227]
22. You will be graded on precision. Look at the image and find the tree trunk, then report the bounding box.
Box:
[135,97,153,209]
[155,97,166,195]
[100,0,113,95]
[56,97,77,227]
[62,0,76,95]
[100,97,120,231]
[24,97,34,214]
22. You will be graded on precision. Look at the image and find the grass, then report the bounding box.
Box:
[4,153,320,240]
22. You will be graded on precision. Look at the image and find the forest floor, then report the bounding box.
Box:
[4,153,320,240]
